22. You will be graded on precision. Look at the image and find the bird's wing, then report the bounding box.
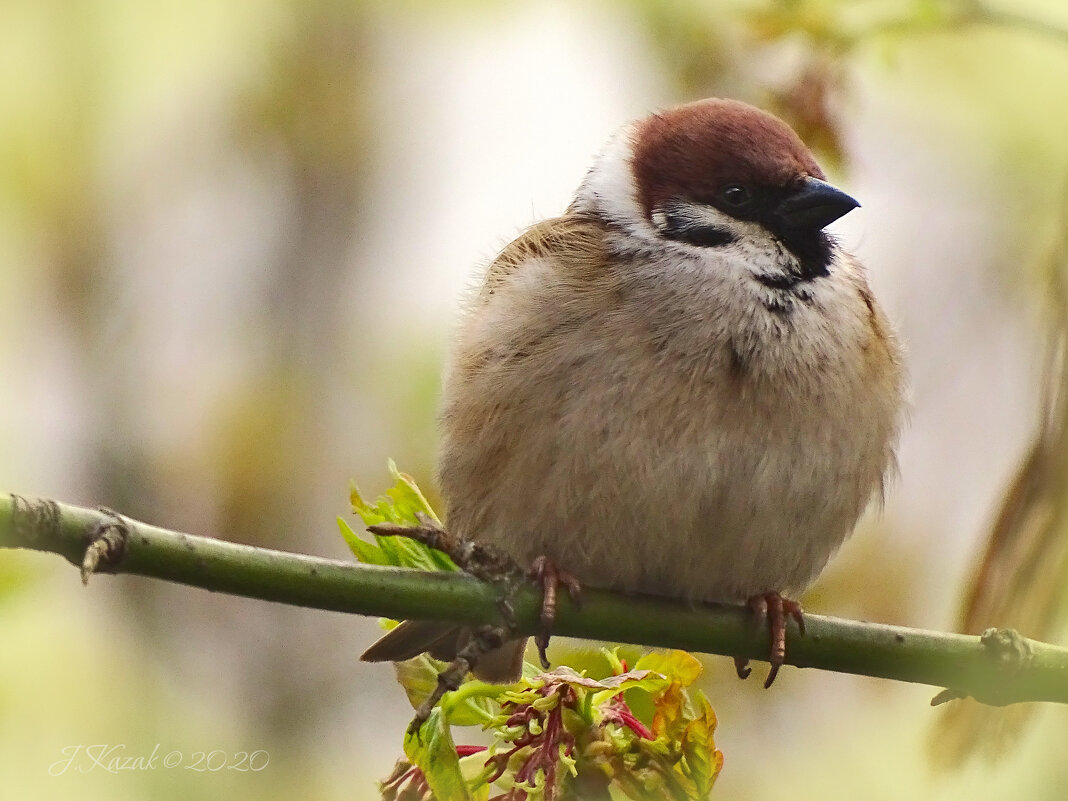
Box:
[477,213,610,300]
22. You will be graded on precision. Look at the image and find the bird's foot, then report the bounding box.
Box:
[407,623,509,737]
[368,514,523,584]
[733,591,805,688]
[403,550,582,735]
[529,555,583,669]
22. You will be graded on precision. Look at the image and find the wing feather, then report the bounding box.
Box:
[478,213,610,300]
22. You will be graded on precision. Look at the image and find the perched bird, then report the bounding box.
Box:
[363,97,905,686]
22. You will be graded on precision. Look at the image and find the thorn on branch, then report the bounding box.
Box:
[81,508,129,585]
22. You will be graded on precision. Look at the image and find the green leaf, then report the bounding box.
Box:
[384,459,442,524]
[394,655,503,727]
[678,691,723,799]
[353,471,728,798]
[393,655,445,714]
[457,750,493,800]
[404,707,471,801]
[349,481,388,526]
[336,517,388,566]
[344,465,457,571]
[634,651,705,742]
[541,665,666,696]
[589,670,670,709]
[441,679,509,727]
[634,651,704,688]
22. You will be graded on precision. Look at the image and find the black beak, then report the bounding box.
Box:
[775,176,859,231]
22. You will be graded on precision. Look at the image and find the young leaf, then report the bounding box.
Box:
[337,517,389,566]
[394,653,502,727]
[678,691,724,798]
[384,459,442,524]
[345,467,456,571]
[404,707,471,801]
[635,651,704,688]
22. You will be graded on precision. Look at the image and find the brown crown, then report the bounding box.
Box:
[631,98,825,219]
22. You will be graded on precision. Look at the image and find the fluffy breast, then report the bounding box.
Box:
[437,225,904,603]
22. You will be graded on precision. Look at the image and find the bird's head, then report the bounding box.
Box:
[574,98,859,280]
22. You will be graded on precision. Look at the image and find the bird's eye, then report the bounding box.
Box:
[720,184,752,208]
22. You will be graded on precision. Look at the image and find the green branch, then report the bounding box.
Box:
[2,493,1066,706]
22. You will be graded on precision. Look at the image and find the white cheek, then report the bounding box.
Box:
[646,204,786,286]
[656,204,778,262]
[572,123,662,244]
[571,132,813,293]
[572,123,785,276]
[716,229,788,275]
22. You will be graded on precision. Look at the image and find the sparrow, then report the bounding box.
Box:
[363,97,905,687]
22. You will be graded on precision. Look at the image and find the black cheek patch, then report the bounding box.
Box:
[657,208,736,248]
[668,225,736,248]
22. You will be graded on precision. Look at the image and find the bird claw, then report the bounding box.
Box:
[407,623,508,735]
[733,655,753,680]
[530,555,582,669]
[739,592,805,688]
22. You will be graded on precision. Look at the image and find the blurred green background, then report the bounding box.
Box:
[1,0,1066,798]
